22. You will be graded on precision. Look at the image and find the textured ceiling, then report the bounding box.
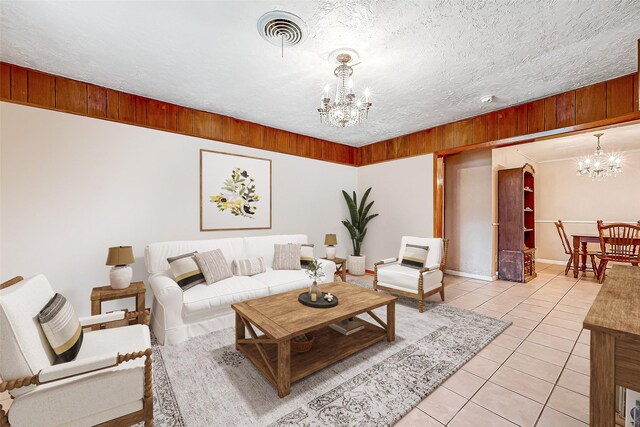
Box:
[1,1,639,146]
[508,123,640,163]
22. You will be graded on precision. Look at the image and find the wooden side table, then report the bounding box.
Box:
[91,281,148,330]
[323,257,347,282]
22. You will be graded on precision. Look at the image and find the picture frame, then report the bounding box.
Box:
[200,149,272,231]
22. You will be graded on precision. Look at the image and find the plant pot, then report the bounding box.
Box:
[348,255,366,276]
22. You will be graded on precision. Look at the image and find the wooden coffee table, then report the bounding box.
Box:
[231,281,397,397]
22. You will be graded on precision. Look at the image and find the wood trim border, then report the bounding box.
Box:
[0,62,357,166]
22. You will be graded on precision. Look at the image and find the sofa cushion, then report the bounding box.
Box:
[273,243,302,270]
[145,237,245,275]
[244,234,308,267]
[377,264,443,293]
[182,276,268,317]
[252,269,312,295]
[194,249,233,284]
[232,257,266,276]
[167,252,205,291]
[300,244,314,267]
[9,324,150,427]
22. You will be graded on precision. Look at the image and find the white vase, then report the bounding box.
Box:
[325,246,336,260]
[110,265,132,289]
[348,255,366,276]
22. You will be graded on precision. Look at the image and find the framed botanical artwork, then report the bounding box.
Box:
[200,149,272,231]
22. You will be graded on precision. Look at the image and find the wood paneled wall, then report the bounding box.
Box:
[1,61,639,168]
[357,72,640,166]
[0,62,356,166]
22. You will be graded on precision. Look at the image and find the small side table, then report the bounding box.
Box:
[323,257,347,282]
[91,282,148,330]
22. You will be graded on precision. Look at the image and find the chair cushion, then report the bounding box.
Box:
[167,252,205,291]
[231,257,266,276]
[252,269,312,294]
[182,276,268,317]
[377,264,443,293]
[401,244,429,269]
[38,293,83,363]
[194,249,233,284]
[398,237,443,268]
[0,274,56,396]
[9,324,150,427]
[273,243,302,270]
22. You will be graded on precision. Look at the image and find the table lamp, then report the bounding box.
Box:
[324,234,337,260]
[106,246,135,289]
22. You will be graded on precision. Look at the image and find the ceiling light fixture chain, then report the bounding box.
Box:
[317,51,372,128]
[576,133,622,181]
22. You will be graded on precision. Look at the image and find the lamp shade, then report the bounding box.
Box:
[324,234,337,246]
[106,246,135,266]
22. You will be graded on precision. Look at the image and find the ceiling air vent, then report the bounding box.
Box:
[257,10,307,48]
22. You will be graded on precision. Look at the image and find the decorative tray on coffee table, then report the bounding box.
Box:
[298,292,339,308]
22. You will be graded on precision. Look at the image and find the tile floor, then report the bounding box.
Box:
[0,263,597,427]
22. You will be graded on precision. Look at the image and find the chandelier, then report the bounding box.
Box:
[576,133,622,180]
[318,52,372,127]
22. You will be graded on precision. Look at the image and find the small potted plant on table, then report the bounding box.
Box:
[306,258,326,302]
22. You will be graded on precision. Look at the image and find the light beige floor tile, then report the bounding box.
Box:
[395,408,443,426]
[472,287,506,297]
[525,331,576,353]
[565,354,589,375]
[504,352,563,383]
[557,369,590,397]
[442,369,485,399]
[448,402,517,427]
[554,304,589,315]
[541,316,583,332]
[577,330,590,345]
[477,342,513,364]
[461,355,501,379]
[536,407,588,427]
[572,343,590,359]
[547,310,586,322]
[417,385,467,424]
[534,323,581,341]
[502,314,539,330]
[471,381,543,427]
[547,386,589,423]
[522,298,556,309]
[502,324,531,340]
[518,303,552,315]
[489,365,554,404]
[508,308,546,322]
[516,341,570,366]
[491,333,523,351]
[473,307,506,318]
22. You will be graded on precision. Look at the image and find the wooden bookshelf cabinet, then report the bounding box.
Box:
[498,163,537,283]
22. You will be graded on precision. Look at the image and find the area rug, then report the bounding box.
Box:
[145,280,510,426]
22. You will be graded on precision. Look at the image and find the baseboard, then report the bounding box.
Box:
[444,269,496,282]
[536,258,567,266]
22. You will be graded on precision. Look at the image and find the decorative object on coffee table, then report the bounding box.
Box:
[342,187,378,276]
[324,233,337,259]
[305,258,326,301]
[232,281,396,397]
[106,245,135,289]
[298,291,339,308]
[91,281,149,331]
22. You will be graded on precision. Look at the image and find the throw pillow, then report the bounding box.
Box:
[401,244,429,269]
[232,257,266,276]
[300,244,314,268]
[194,249,233,284]
[38,293,83,363]
[167,252,205,291]
[273,243,302,270]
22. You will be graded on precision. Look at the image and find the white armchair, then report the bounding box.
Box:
[374,237,449,313]
[0,274,153,426]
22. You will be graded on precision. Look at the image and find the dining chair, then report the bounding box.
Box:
[554,220,598,276]
[596,220,640,283]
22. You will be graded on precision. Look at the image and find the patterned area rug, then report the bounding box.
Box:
[146,280,510,426]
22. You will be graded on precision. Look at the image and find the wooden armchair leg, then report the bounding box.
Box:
[439,284,445,301]
[598,260,608,283]
[564,256,572,276]
[418,275,425,313]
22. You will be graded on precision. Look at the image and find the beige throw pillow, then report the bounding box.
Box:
[273,243,302,270]
[194,249,233,284]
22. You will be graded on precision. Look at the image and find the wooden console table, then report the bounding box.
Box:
[583,265,640,426]
[91,282,148,330]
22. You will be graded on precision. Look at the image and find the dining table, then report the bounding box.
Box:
[572,234,640,278]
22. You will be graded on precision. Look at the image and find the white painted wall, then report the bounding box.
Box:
[0,102,357,315]
[357,155,434,270]
[445,150,493,279]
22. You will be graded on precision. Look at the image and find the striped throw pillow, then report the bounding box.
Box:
[232,257,266,276]
[273,243,302,270]
[401,244,429,269]
[194,249,233,284]
[168,252,205,291]
[300,244,314,268]
[38,293,83,363]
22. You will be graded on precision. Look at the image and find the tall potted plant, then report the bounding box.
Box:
[341,187,378,276]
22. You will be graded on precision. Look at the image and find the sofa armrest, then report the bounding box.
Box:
[79,311,125,328]
[316,259,336,283]
[148,272,184,329]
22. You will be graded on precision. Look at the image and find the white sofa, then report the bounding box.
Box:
[145,234,336,345]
